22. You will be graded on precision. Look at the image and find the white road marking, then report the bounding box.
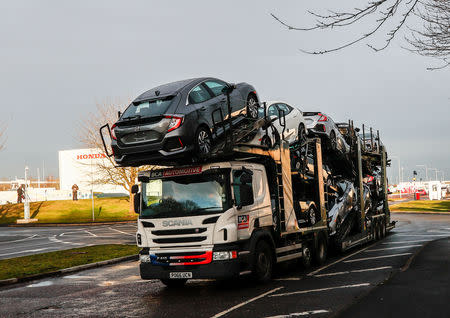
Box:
[365,245,422,252]
[343,253,412,263]
[274,277,302,281]
[270,283,370,297]
[84,230,97,237]
[382,239,431,244]
[210,287,284,318]
[27,281,53,288]
[314,266,392,277]
[0,234,38,244]
[109,227,135,236]
[264,309,329,318]
[396,234,449,237]
[307,241,378,276]
[0,247,53,257]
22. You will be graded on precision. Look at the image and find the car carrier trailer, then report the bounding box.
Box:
[100,98,395,286]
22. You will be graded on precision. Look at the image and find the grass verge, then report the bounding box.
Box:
[0,197,137,224]
[390,200,450,212]
[0,244,139,281]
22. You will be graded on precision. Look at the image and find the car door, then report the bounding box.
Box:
[187,83,215,131]
[203,80,228,136]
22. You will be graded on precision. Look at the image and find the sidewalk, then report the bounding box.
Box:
[337,237,450,318]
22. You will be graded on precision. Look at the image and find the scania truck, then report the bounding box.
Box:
[132,136,394,287]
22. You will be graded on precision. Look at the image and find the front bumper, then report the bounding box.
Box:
[140,259,241,280]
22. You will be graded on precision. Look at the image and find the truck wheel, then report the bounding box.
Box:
[252,240,274,283]
[313,235,327,265]
[301,245,312,268]
[160,279,187,288]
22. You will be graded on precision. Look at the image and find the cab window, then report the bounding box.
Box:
[188,84,212,104]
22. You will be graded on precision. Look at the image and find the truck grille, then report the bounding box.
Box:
[151,228,207,236]
[153,236,207,244]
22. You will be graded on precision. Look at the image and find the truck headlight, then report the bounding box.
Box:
[139,254,150,263]
[213,251,237,261]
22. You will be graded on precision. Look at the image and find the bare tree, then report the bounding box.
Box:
[271,0,450,69]
[78,98,154,214]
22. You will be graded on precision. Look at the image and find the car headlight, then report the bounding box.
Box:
[139,254,151,263]
[213,251,237,261]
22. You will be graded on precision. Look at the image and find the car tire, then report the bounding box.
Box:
[261,135,272,148]
[195,127,212,157]
[308,206,317,225]
[330,130,337,150]
[246,94,259,119]
[252,240,274,283]
[298,123,307,145]
[160,279,187,288]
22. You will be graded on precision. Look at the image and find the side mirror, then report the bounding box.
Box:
[118,111,122,119]
[131,184,139,194]
[222,83,236,95]
[134,192,141,214]
[355,127,360,132]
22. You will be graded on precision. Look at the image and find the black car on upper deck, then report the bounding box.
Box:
[110,77,259,166]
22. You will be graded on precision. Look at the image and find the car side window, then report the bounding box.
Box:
[188,84,212,104]
[268,105,279,117]
[204,80,227,97]
[277,103,291,116]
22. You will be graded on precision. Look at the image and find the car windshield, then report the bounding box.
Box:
[122,96,174,120]
[140,171,231,219]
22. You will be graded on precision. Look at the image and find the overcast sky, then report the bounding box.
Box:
[0,0,449,183]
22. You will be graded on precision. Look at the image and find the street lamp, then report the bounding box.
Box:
[24,166,30,220]
[391,156,401,198]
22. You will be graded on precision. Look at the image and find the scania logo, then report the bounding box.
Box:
[162,219,193,227]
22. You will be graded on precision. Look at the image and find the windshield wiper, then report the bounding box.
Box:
[191,206,222,212]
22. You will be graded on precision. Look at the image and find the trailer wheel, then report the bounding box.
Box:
[381,220,386,238]
[252,240,274,283]
[313,234,327,265]
[301,245,312,268]
[160,279,187,288]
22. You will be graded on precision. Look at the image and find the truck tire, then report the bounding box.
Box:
[381,220,386,238]
[301,245,312,268]
[313,234,327,265]
[160,279,187,288]
[252,240,274,283]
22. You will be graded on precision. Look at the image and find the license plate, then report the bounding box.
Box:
[169,272,192,279]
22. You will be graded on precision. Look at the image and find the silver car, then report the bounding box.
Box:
[327,179,356,235]
[248,101,307,147]
[303,112,350,153]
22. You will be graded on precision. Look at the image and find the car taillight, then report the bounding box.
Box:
[111,124,117,140]
[318,113,328,122]
[165,115,183,132]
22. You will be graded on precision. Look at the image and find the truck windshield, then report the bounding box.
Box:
[140,171,231,219]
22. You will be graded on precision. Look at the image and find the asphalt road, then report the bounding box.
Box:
[0,224,137,259]
[0,214,449,318]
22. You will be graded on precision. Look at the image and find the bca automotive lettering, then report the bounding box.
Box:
[162,219,193,227]
[238,215,249,230]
